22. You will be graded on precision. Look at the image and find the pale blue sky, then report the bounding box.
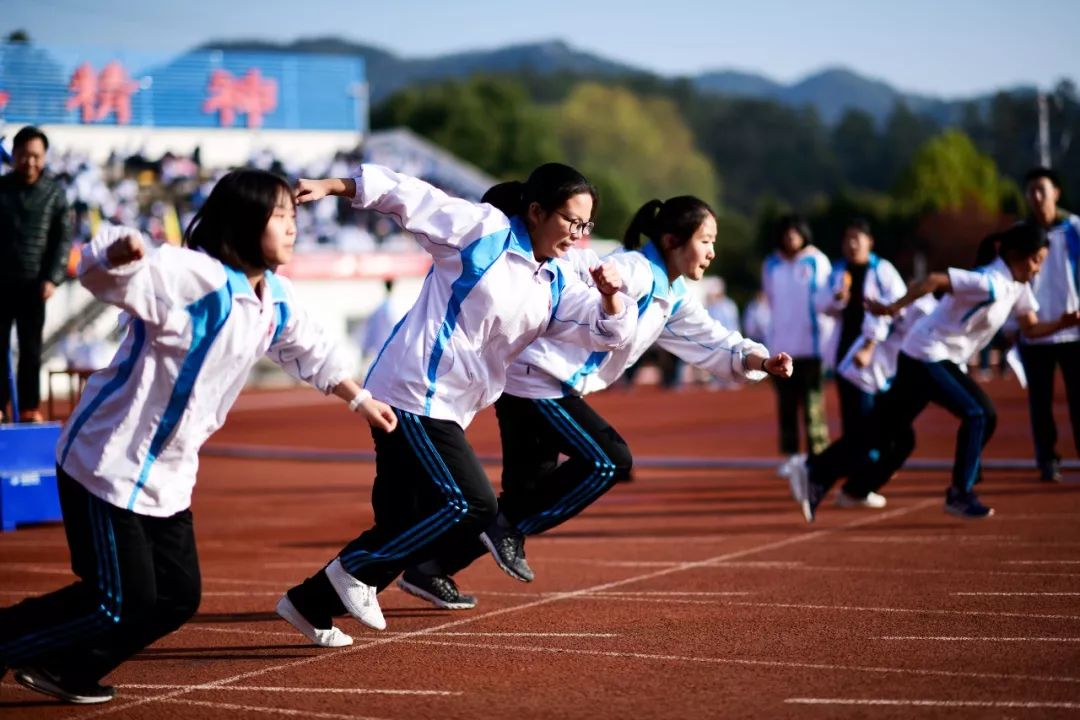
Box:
[7,0,1079,97]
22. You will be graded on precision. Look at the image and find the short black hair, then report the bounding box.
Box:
[183,169,292,271]
[844,217,872,236]
[1023,166,1061,190]
[13,126,48,151]
[998,221,1049,263]
[775,213,812,248]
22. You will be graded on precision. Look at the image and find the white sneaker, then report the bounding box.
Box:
[782,457,815,523]
[834,490,887,509]
[275,594,354,648]
[326,558,386,630]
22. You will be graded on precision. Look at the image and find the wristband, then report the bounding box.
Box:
[348,389,372,412]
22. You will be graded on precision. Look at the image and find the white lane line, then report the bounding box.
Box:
[849,537,1080,548]
[874,636,1080,642]
[184,626,617,640]
[126,684,459,696]
[561,596,1080,621]
[158,697,385,719]
[849,534,1021,542]
[785,698,1080,709]
[0,563,72,575]
[722,601,1080,622]
[1004,560,1080,565]
[714,562,1080,578]
[542,559,682,568]
[954,592,1080,596]
[72,498,941,719]
[203,576,296,588]
[398,639,1080,686]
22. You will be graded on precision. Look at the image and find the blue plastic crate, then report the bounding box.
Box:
[0,422,63,531]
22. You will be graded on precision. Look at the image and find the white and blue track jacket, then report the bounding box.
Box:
[355,165,635,428]
[57,226,351,517]
[820,253,908,389]
[903,258,1038,365]
[838,294,937,395]
[504,242,769,399]
[1023,213,1080,345]
[761,246,835,360]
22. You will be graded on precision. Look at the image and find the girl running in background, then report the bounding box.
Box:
[762,215,834,470]
[397,196,792,609]
[0,169,394,704]
[791,222,1080,521]
[815,219,906,509]
[279,163,635,642]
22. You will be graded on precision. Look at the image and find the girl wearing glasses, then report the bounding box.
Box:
[397,196,793,609]
[276,163,636,644]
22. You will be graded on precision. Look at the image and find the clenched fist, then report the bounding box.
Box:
[589,261,622,296]
[106,232,146,267]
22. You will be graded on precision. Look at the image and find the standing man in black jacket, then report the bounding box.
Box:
[0,126,72,422]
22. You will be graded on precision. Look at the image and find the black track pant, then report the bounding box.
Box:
[0,468,200,683]
[430,393,632,577]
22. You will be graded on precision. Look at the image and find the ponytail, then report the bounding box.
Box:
[624,196,715,251]
[481,181,526,217]
[482,163,596,220]
[623,199,663,250]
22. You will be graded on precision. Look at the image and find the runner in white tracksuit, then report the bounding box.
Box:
[814,220,907,507]
[0,169,392,703]
[280,163,637,640]
[790,223,1080,522]
[398,196,793,608]
[762,215,834,459]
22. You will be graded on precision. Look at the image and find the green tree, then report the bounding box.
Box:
[372,76,560,180]
[553,83,720,237]
[894,129,1020,213]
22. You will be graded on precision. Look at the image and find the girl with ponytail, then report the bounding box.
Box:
[399,196,793,606]
[276,162,636,639]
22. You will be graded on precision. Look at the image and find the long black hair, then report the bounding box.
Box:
[482,163,597,221]
[623,196,715,251]
[184,169,292,270]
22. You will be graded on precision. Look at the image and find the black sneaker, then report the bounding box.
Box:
[1040,459,1063,483]
[13,666,116,704]
[480,522,534,582]
[397,569,477,610]
[944,488,994,519]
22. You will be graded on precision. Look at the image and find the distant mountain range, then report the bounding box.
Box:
[200,37,1041,125]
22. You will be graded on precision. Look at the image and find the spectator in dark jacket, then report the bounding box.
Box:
[0,126,72,422]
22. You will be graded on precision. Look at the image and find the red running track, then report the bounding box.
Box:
[1,378,1078,719]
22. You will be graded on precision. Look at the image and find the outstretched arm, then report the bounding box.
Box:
[1017,310,1080,340]
[866,272,951,317]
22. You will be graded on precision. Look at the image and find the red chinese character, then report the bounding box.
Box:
[66,62,98,123]
[0,90,9,112]
[94,61,139,125]
[203,67,278,128]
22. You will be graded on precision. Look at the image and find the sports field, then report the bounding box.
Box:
[2,378,1078,719]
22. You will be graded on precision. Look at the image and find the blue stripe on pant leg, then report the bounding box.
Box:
[1,496,122,662]
[339,411,469,573]
[517,399,615,535]
[925,362,988,491]
[515,400,604,534]
[340,413,462,571]
[371,413,468,558]
[522,399,615,532]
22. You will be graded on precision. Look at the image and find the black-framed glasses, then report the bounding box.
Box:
[555,210,595,237]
